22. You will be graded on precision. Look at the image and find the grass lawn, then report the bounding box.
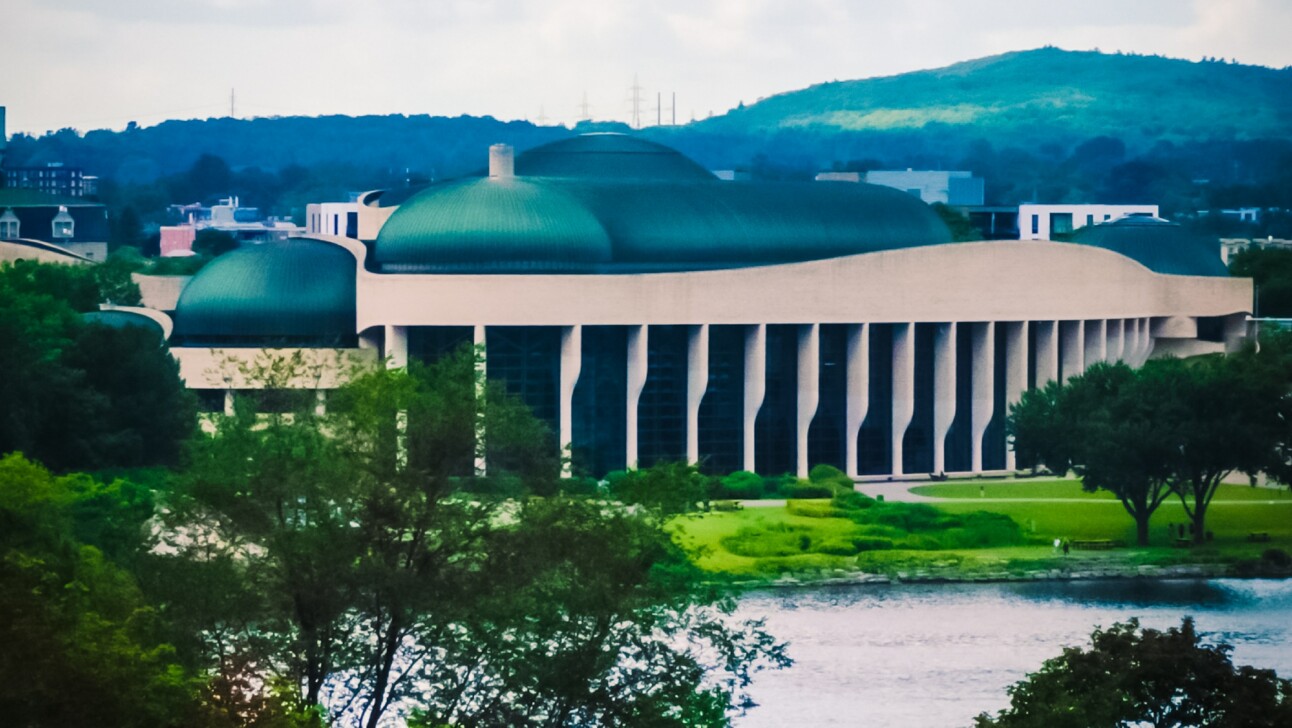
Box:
[908,479,1292,502]
[671,496,1292,580]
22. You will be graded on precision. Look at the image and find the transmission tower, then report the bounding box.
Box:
[577,91,591,122]
[629,74,644,129]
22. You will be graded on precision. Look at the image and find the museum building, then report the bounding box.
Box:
[155,134,1250,480]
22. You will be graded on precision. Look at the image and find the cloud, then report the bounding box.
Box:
[3,0,1290,135]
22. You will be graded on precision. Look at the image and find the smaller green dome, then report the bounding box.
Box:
[374,177,614,273]
[515,134,717,181]
[1069,216,1227,277]
[82,310,166,339]
[173,239,356,345]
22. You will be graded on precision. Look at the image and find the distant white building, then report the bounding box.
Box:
[1018,204,1158,240]
[306,202,361,238]
[826,170,985,206]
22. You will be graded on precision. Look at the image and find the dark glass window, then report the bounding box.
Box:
[807,324,848,473]
[698,325,745,475]
[902,324,935,475]
[486,326,560,435]
[858,324,893,476]
[573,326,628,477]
[755,325,798,476]
[638,325,688,466]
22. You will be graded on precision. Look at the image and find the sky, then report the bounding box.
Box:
[4,0,1292,136]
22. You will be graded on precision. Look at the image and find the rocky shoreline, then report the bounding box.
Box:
[726,560,1292,590]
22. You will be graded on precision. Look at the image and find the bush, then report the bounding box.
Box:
[832,491,876,511]
[817,539,860,556]
[785,501,839,518]
[1262,548,1292,568]
[851,537,894,552]
[722,523,817,558]
[712,470,764,500]
[808,464,855,494]
[776,478,835,499]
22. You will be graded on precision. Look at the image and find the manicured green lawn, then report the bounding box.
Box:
[671,496,1292,579]
[909,480,1292,502]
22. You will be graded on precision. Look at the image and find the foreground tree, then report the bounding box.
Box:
[1010,355,1282,545]
[167,346,785,726]
[975,618,1292,727]
[1010,363,1175,545]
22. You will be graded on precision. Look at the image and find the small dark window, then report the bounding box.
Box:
[194,389,227,413]
[1196,317,1225,343]
[1051,213,1074,235]
[1031,215,1039,235]
[346,211,358,238]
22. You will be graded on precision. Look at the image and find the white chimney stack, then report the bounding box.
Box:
[488,143,515,178]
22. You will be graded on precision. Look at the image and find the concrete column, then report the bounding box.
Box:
[743,324,767,473]
[384,324,408,369]
[1107,319,1125,362]
[1126,318,1143,365]
[223,389,235,416]
[559,325,582,478]
[844,323,869,478]
[473,325,487,476]
[625,325,648,470]
[931,322,957,476]
[686,324,709,466]
[1034,320,1059,386]
[1003,321,1028,471]
[971,322,995,474]
[891,323,915,477]
[1084,319,1106,368]
[1060,320,1084,381]
[1140,317,1156,363]
[796,324,820,478]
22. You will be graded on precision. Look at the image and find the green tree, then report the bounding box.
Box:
[931,202,981,241]
[1010,363,1174,545]
[0,454,205,727]
[610,461,712,516]
[169,347,783,726]
[975,618,1292,727]
[192,228,240,258]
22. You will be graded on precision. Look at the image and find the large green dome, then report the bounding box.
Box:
[374,177,614,273]
[373,134,952,274]
[1068,216,1227,277]
[172,239,357,345]
[514,133,716,181]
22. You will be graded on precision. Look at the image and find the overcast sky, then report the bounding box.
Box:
[4,0,1291,136]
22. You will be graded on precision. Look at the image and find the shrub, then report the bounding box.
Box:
[785,501,839,518]
[832,491,876,511]
[851,537,894,552]
[713,470,765,500]
[776,479,835,499]
[1262,548,1292,568]
[817,539,860,556]
[808,464,855,494]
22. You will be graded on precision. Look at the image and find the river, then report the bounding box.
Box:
[735,578,1292,727]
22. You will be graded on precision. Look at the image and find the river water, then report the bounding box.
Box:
[735,579,1292,727]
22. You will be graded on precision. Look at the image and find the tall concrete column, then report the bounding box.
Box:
[844,323,869,478]
[1034,320,1059,386]
[1140,317,1156,364]
[743,324,766,473]
[474,325,487,476]
[1084,319,1107,368]
[931,323,957,475]
[1107,319,1125,362]
[971,322,996,474]
[1060,320,1084,381]
[1126,318,1142,365]
[559,325,582,478]
[796,324,820,478]
[625,325,648,469]
[891,323,915,477]
[384,324,408,369]
[1003,321,1028,471]
[686,324,709,466]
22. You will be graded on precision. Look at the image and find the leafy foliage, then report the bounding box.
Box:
[975,618,1292,727]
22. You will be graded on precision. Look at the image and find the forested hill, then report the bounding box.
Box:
[686,47,1292,147]
[5,48,1292,220]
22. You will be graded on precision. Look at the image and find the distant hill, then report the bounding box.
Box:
[686,47,1292,148]
[4,48,1291,188]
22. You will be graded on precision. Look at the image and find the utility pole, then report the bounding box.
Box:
[578,91,591,122]
[537,104,549,126]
